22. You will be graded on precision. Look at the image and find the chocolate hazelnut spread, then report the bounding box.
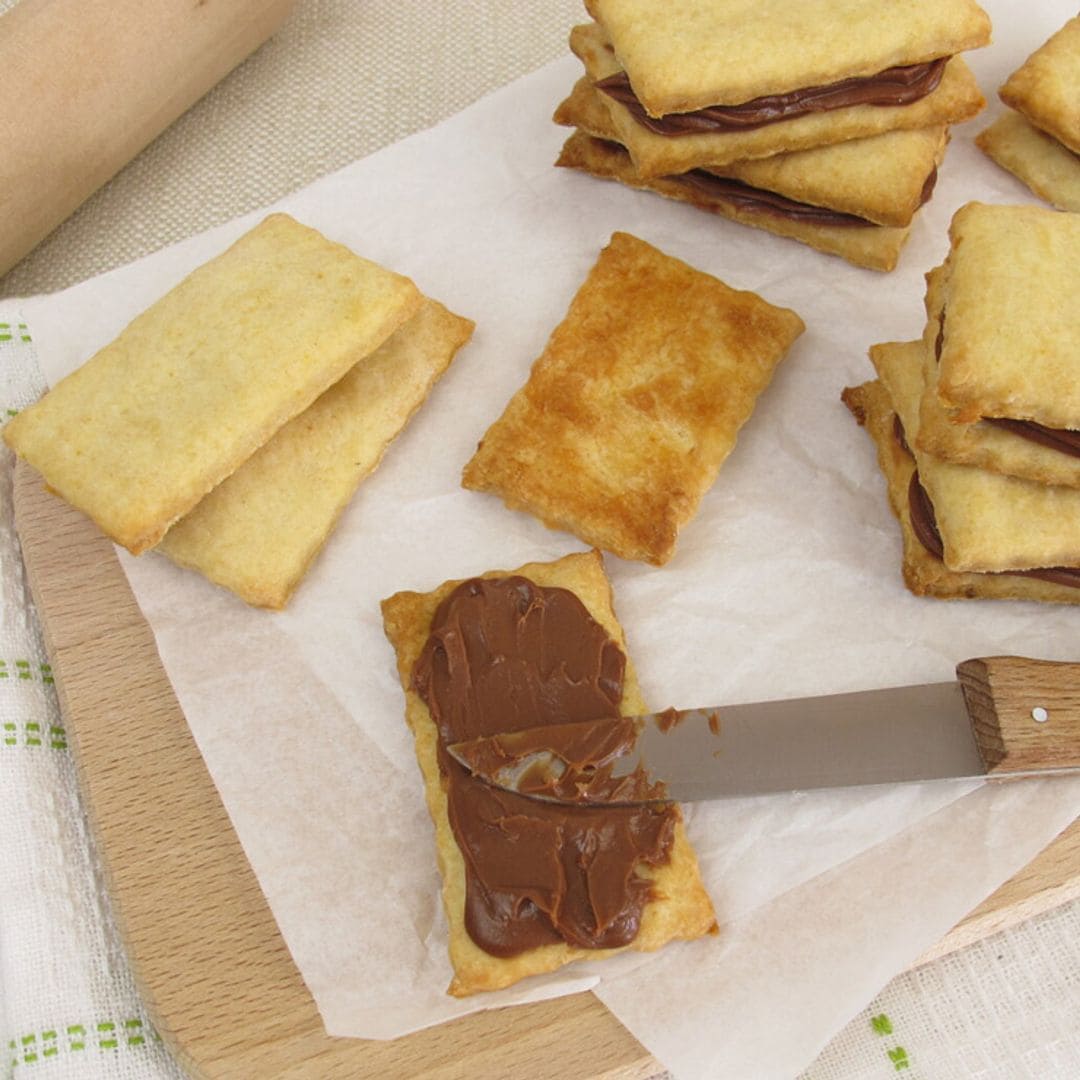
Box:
[675,170,874,227]
[983,417,1080,459]
[596,58,948,135]
[411,576,677,957]
[677,167,935,228]
[898,421,1080,589]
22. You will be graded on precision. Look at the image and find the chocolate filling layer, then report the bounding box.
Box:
[934,308,1080,457]
[412,576,677,957]
[596,58,948,135]
[897,419,1080,589]
[983,417,1080,458]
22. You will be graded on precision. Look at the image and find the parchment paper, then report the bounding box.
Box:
[18,3,1080,1075]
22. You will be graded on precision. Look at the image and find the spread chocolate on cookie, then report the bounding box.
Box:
[934,309,1080,457]
[412,576,676,957]
[596,58,948,135]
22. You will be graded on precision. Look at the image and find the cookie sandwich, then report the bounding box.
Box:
[554,1,990,267]
[842,203,1080,603]
[555,76,948,271]
[977,15,1080,212]
[569,5,989,176]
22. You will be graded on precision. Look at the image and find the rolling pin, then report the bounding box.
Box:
[0,0,296,278]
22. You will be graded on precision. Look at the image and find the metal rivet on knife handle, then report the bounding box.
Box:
[955,656,1080,775]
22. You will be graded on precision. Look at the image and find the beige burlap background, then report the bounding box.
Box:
[0,1,582,297]
[1,2,1077,1078]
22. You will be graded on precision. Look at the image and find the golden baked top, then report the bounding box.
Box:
[462,232,804,565]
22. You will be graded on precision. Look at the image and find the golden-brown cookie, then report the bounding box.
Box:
[3,213,422,554]
[380,550,717,996]
[462,232,805,564]
[157,298,474,608]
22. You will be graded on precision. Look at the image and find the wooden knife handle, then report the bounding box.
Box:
[956,656,1080,775]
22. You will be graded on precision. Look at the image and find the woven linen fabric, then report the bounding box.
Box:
[0,0,1077,1076]
[0,324,186,1079]
[0,0,583,298]
[803,902,1080,1079]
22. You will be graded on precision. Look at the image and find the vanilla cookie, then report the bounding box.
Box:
[570,23,985,175]
[462,232,805,564]
[915,263,1080,487]
[869,339,1080,574]
[584,0,991,115]
[555,76,947,228]
[4,213,422,554]
[556,131,911,272]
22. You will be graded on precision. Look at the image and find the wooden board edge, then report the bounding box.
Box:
[11,459,1078,1077]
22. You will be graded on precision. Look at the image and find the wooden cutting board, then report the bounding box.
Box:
[12,458,1080,1080]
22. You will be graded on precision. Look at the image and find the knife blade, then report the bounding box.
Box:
[445,656,1080,805]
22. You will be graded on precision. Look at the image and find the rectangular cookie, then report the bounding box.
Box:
[976,111,1080,213]
[915,264,1080,487]
[869,339,1080,574]
[584,0,991,116]
[555,76,948,228]
[380,549,717,996]
[999,15,1080,155]
[570,22,985,175]
[157,298,474,608]
[930,202,1080,429]
[842,377,1080,604]
[461,232,805,565]
[3,213,422,553]
[556,130,911,272]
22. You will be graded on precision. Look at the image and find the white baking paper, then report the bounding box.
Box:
[18,2,1080,1075]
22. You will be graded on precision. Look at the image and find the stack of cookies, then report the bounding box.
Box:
[554,0,992,271]
[977,15,1080,212]
[843,202,1080,603]
[5,214,474,608]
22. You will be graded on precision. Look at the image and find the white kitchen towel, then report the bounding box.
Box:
[0,318,185,1079]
